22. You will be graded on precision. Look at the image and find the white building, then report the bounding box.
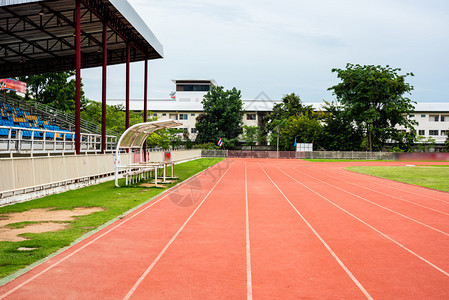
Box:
[108,79,282,140]
[107,79,449,144]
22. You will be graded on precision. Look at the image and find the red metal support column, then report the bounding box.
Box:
[125,43,130,130]
[143,58,148,161]
[101,20,107,154]
[75,0,81,155]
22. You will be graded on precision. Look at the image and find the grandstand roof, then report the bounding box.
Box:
[0,0,163,77]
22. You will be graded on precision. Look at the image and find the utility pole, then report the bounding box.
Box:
[277,125,279,159]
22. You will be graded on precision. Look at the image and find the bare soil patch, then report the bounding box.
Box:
[0,207,104,242]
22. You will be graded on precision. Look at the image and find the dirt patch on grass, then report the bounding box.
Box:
[0,207,104,242]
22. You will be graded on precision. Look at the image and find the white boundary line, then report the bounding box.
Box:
[245,162,253,300]
[122,162,232,300]
[0,161,226,300]
[311,168,449,216]
[294,167,449,237]
[277,167,449,278]
[261,167,374,300]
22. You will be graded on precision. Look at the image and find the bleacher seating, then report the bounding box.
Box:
[0,101,73,140]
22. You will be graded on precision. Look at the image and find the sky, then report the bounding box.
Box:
[81,0,449,103]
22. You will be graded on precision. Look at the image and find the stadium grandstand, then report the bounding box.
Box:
[0,0,189,205]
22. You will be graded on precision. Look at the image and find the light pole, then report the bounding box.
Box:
[276,125,279,159]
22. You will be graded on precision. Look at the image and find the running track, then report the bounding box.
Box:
[1,158,449,299]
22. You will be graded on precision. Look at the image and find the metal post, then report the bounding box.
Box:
[143,58,148,161]
[101,20,107,154]
[75,0,81,155]
[276,125,279,159]
[126,43,130,130]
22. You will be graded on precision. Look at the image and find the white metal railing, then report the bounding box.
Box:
[0,125,117,153]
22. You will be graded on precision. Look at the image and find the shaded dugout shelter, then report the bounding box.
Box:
[0,0,164,153]
[114,120,181,187]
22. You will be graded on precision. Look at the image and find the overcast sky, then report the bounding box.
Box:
[81,0,449,103]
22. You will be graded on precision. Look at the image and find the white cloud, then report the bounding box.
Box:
[82,0,449,103]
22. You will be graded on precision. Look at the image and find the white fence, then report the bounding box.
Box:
[0,149,202,205]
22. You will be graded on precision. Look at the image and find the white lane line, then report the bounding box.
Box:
[261,167,374,300]
[310,168,449,216]
[245,162,253,300]
[0,162,225,300]
[277,167,449,278]
[293,167,449,238]
[123,162,232,300]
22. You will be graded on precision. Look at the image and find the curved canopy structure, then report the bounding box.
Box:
[116,120,181,150]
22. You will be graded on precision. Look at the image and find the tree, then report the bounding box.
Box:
[321,101,364,151]
[328,64,416,152]
[242,125,263,149]
[266,93,323,150]
[279,114,324,151]
[195,86,244,145]
[266,93,313,133]
[20,71,88,112]
[81,100,156,136]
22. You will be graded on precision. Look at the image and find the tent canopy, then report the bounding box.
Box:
[116,120,181,150]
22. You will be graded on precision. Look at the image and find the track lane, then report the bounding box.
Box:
[283,166,449,272]
[0,161,231,299]
[246,160,369,299]
[125,160,247,299]
[264,163,449,299]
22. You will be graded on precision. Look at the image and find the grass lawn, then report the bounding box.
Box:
[0,158,224,280]
[347,165,449,192]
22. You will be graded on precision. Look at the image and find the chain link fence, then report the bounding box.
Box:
[201,150,394,160]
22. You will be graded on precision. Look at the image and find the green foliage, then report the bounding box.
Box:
[390,131,417,152]
[81,101,156,136]
[266,93,313,133]
[279,114,324,150]
[242,125,263,149]
[416,135,436,152]
[19,71,88,112]
[328,64,416,151]
[445,132,449,151]
[192,142,219,150]
[266,93,324,150]
[195,86,244,145]
[146,128,183,150]
[321,101,364,151]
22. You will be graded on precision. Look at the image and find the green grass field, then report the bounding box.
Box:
[0,158,224,279]
[347,165,449,192]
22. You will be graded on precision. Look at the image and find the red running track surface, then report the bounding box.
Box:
[1,158,449,299]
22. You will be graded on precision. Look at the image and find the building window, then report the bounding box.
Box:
[246,113,256,120]
[191,113,195,116]
[179,114,188,120]
[421,114,426,118]
[169,114,178,120]
[409,114,415,118]
[430,115,439,121]
[441,130,447,136]
[441,116,446,122]
[418,130,425,136]
[162,113,166,116]
[429,130,439,136]
[153,113,157,116]
[180,84,210,92]
[191,128,197,133]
